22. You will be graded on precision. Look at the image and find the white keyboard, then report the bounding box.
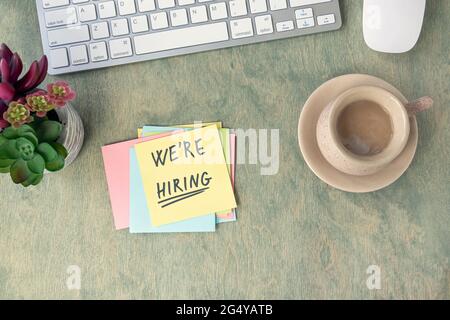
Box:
[36,0,342,75]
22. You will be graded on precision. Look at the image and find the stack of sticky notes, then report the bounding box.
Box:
[101,122,237,233]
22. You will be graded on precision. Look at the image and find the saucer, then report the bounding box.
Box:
[298,74,418,193]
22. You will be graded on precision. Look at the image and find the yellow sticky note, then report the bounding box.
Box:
[135,126,236,226]
[176,122,222,129]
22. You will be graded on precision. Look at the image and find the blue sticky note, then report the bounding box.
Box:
[142,126,182,133]
[142,126,195,135]
[129,149,216,233]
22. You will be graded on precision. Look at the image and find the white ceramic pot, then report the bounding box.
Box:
[55,103,84,168]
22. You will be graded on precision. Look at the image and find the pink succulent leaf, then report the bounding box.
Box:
[0,82,15,102]
[55,80,69,86]
[0,101,8,128]
[16,97,26,104]
[0,118,9,129]
[16,56,48,93]
[16,61,39,92]
[9,53,23,84]
[47,81,76,107]
[28,89,47,96]
[51,99,65,107]
[0,45,49,101]
[3,101,33,128]
[66,91,76,100]
[0,100,6,112]
[26,91,55,116]
[0,43,13,62]
[0,58,11,83]
[34,56,48,87]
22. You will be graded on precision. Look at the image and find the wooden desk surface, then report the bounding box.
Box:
[0,0,448,299]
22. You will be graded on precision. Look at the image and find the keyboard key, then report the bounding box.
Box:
[249,0,267,14]
[48,25,90,46]
[158,0,175,9]
[317,14,335,25]
[230,18,253,39]
[42,0,69,9]
[297,17,314,28]
[70,45,89,65]
[255,14,273,35]
[295,8,313,19]
[44,7,77,27]
[134,22,229,54]
[89,42,108,62]
[190,6,208,24]
[290,0,330,6]
[98,1,117,19]
[49,48,69,68]
[178,0,195,5]
[110,38,133,59]
[111,18,130,36]
[78,4,97,22]
[131,15,150,33]
[229,0,248,17]
[137,0,156,12]
[92,22,110,39]
[269,0,287,11]
[150,12,169,30]
[276,20,294,32]
[72,0,89,3]
[118,0,136,15]
[210,2,228,21]
[170,9,188,27]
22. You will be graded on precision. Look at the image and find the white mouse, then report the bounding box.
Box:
[363,0,426,53]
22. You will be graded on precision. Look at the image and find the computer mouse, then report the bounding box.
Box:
[363,0,426,53]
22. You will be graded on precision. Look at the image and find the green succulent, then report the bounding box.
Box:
[26,94,56,118]
[0,122,68,187]
[3,102,33,128]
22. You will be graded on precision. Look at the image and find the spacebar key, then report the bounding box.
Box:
[134,22,229,55]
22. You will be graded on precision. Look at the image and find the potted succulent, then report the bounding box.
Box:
[0,43,83,187]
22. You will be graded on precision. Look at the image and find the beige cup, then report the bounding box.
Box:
[316,86,410,176]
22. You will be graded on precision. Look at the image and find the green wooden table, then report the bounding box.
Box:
[0,0,448,299]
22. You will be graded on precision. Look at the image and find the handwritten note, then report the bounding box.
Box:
[134,126,236,226]
[141,126,237,223]
[129,149,216,233]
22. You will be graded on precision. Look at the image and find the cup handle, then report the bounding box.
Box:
[404,96,433,115]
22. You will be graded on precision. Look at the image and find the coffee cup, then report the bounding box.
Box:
[316,86,410,176]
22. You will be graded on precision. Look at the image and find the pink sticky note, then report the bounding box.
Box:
[101,133,175,229]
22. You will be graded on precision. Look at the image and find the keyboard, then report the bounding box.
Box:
[36,0,342,75]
